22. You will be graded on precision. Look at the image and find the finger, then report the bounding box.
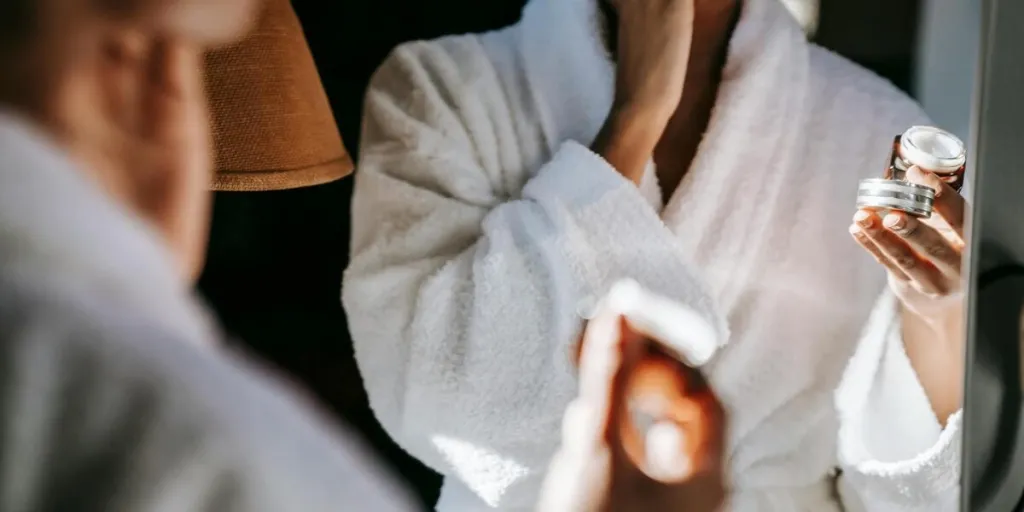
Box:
[99,30,150,132]
[540,404,612,512]
[882,211,961,276]
[142,38,205,141]
[859,215,948,294]
[906,166,967,239]
[577,283,645,444]
[851,211,910,281]
[644,420,692,482]
[680,390,726,477]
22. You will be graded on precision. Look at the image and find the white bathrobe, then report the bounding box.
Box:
[343,0,962,509]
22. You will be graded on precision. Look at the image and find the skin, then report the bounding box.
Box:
[850,165,967,425]
[0,0,256,282]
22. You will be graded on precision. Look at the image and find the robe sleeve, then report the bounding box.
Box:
[835,291,961,511]
[342,40,725,507]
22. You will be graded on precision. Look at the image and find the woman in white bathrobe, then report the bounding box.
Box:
[343,0,964,509]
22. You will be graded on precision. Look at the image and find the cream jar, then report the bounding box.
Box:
[856,126,966,218]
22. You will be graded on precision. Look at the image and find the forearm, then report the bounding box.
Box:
[591,106,669,185]
[900,302,964,426]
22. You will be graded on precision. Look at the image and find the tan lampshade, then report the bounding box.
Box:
[204,0,352,191]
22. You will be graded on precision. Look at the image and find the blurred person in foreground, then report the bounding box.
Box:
[0,1,416,510]
[539,280,728,512]
[344,0,963,509]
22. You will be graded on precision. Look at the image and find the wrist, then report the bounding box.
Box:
[608,101,674,133]
[902,300,964,348]
[592,105,669,184]
[900,303,965,426]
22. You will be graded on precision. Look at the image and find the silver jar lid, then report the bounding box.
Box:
[856,178,936,218]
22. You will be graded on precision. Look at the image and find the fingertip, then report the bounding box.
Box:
[883,211,907,231]
[606,279,643,315]
[907,165,946,192]
[853,209,877,229]
[644,421,692,483]
[907,165,933,181]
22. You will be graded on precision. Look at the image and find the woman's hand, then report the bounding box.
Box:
[592,0,696,184]
[61,35,213,282]
[542,282,727,512]
[851,166,966,320]
[851,165,962,319]
[849,165,967,421]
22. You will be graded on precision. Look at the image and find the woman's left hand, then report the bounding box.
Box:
[850,165,967,325]
[849,165,967,422]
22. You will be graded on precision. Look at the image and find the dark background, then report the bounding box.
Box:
[196,0,923,508]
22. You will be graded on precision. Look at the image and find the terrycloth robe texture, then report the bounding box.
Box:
[343,0,962,509]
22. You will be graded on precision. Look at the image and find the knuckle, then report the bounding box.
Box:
[893,252,918,269]
[895,221,920,238]
[923,242,951,260]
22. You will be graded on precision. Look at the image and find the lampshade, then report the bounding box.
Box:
[204,0,352,191]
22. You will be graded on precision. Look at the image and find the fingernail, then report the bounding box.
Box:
[853,210,873,228]
[645,421,691,482]
[883,213,905,231]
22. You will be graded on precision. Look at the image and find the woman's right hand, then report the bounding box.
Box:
[541,282,727,512]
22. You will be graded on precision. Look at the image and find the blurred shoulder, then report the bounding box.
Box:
[0,269,413,511]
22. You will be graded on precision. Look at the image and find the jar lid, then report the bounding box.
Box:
[899,126,967,173]
[857,178,935,218]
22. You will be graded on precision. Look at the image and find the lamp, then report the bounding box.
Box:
[204,0,352,191]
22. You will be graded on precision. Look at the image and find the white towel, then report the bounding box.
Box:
[344,0,960,509]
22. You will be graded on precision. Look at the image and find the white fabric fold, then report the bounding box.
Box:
[837,292,961,511]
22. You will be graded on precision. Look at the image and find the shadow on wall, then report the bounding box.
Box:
[196,0,924,509]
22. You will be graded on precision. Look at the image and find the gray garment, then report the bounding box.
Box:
[0,112,417,512]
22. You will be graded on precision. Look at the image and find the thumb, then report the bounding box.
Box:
[537,401,613,512]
